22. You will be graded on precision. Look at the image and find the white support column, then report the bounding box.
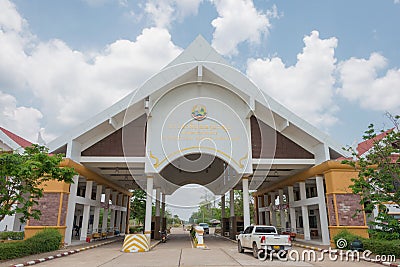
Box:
[257,196,263,224]
[221,194,226,219]
[242,177,250,228]
[161,193,166,231]
[109,191,117,232]
[102,188,111,233]
[230,189,235,217]
[300,181,311,241]
[64,174,79,245]
[80,180,93,241]
[316,176,330,245]
[155,188,161,216]
[92,184,103,233]
[154,188,161,239]
[115,194,122,231]
[64,140,82,245]
[161,194,166,217]
[264,194,270,225]
[121,195,128,234]
[144,175,154,240]
[288,186,297,233]
[279,189,287,230]
[270,192,277,226]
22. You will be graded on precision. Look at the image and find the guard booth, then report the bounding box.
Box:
[222,218,230,237]
[151,216,167,240]
[229,216,244,239]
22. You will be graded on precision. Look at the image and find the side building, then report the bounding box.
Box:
[0,127,33,232]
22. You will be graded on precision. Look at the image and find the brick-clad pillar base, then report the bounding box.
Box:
[324,169,369,246]
[24,181,70,243]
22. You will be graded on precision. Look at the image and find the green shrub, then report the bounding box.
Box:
[0,231,24,240]
[333,230,400,258]
[333,230,359,250]
[26,228,62,253]
[129,226,143,234]
[0,228,62,260]
[362,238,400,258]
[369,230,400,240]
[0,241,31,260]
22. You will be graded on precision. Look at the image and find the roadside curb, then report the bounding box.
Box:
[292,242,400,267]
[217,234,237,244]
[10,238,122,267]
[149,240,162,250]
[148,233,172,250]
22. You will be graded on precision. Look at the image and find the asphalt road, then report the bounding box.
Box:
[1,228,393,267]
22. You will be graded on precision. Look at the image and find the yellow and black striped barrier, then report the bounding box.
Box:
[122,234,150,252]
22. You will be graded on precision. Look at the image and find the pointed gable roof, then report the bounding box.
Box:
[0,127,32,151]
[166,35,228,68]
[48,35,349,160]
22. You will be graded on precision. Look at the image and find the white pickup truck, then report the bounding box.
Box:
[237,225,291,258]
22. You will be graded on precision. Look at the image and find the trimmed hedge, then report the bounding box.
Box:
[25,228,62,253]
[333,230,400,258]
[0,240,31,260]
[361,238,400,258]
[0,228,62,260]
[369,230,400,240]
[333,230,359,250]
[0,231,24,240]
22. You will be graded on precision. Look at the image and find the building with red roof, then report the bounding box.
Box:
[0,127,33,232]
[0,127,33,152]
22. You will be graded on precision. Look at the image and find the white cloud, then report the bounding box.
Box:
[0,0,182,141]
[0,0,26,32]
[0,91,43,142]
[211,0,279,56]
[175,0,203,18]
[247,31,339,128]
[337,53,400,113]
[81,0,128,7]
[145,0,203,28]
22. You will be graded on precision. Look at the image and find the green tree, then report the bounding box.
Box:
[130,189,146,225]
[189,190,255,224]
[0,145,76,223]
[342,114,400,234]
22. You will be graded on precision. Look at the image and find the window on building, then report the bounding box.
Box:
[309,216,317,228]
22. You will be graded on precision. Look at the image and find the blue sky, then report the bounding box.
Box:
[1,0,399,220]
[1,0,399,147]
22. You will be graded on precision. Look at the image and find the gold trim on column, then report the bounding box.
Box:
[57,192,63,226]
[325,193,332,226]
[333,194,339,226]
[363,208,368,227]
[329,225,368,229]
